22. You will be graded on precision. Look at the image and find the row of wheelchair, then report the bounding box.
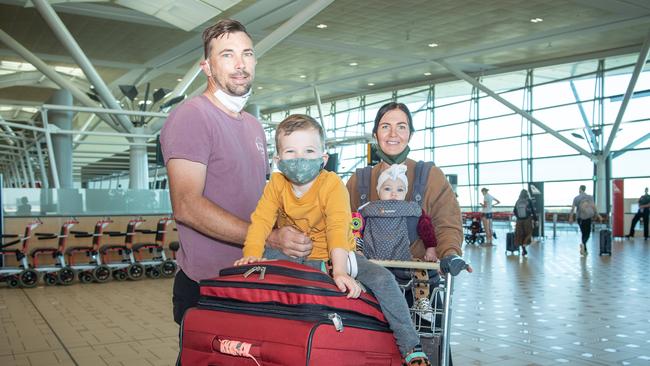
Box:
[0,217,179,288]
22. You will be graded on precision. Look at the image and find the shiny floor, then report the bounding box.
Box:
[1,228,649,366]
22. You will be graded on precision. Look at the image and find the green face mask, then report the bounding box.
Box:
[277,158,324,185]
[375,145,410,165]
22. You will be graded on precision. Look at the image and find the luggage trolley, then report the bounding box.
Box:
[370,259,457,366]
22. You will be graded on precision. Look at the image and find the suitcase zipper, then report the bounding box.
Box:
[197,298,390,332]
[220,263,334,284]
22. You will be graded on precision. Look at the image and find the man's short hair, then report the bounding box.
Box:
[579,185,586,192]
[275,114,325,152]
[202,19,252,59]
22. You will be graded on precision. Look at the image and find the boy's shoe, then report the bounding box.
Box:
[404,346,431,366]
[413,298,434,323]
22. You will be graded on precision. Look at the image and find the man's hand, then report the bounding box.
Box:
[267,226,313,258]
[234,256,263,266]
[423,247,438,262]
[439,255,471,276]
[568,214,574,224]
[332,272,362,299]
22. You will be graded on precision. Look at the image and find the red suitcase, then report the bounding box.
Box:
[180,260,402,365]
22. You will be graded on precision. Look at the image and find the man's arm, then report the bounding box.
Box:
[168,158,249,245]
[493,197,501,205]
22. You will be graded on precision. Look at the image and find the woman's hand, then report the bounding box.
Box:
[423,247,438,262]
[332,271,363,298]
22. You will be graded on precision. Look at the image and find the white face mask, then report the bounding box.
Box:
[214,89,251,113]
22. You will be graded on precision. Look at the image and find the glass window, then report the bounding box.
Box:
[533,155,593,181]
[479,137,524,163]
[612,149,650,178]
[434,122,471,147]
[434,144,470,166]
[541,181,593,208]
[433,100,471,126]
[480,114,525,140]
[479,160,528,185]
[532,133,587,158]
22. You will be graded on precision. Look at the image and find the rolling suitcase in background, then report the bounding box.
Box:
[599,229,612,256]
[180,260,403,366]
[506,232,518,254]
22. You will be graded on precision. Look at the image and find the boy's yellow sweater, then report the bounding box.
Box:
[244,171,355,260]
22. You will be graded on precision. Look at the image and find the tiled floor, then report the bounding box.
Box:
[1,229,649,365]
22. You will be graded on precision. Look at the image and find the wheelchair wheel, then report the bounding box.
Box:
[43,272,58,286]
[58,267,75,285]
[161,260,177,278]
[8,276,20,288]
[127,263,145,280]
[113,269,128,281]
[92,265,111,283]
[148,265,161,279]
[20,269,39,288]
[477,236,485,245]
[79,271,93,284]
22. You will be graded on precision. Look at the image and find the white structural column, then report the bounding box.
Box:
[603,28,650,157]
[436,60,593,158]
[32,0,133,134]
[48,90,74,188]
[129,126,149,189]
[595,156,607,212]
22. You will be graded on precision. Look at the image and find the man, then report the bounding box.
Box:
[626,187,650,240]
[569,185,600,255]
[160,19,312,329]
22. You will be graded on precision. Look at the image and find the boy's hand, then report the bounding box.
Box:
[234,256,263,266]
[424,247,438,262]
[332,271,362,299]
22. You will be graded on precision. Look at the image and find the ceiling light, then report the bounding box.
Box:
[427,43,438,48]
[316,24,328,29]
[257,86,263,90]
[367,82,375,86]
[530,18,543,23]
[349,62,358,66]
[424,72,432,76]
[176,78,182,82]
[299,75,307,79]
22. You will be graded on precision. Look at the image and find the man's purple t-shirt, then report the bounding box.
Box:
[160,95,268,282]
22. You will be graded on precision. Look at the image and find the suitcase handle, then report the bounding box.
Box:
[212,337,261,365]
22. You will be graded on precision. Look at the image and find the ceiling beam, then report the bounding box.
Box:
[603,28,650,156]
[33,0,134,134]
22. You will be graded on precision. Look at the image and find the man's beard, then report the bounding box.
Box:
[213,73,251,96]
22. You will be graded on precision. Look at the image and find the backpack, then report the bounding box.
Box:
[356,161,435,244]
[514,198,531,220]
[578,195,596,220]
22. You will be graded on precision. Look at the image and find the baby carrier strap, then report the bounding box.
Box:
[356,161,434,207]
[412,161,435,208]
[356,165,373,206]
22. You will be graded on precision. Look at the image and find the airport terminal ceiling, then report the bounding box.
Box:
[1,0,650,182]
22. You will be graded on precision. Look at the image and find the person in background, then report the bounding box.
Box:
[626,187,650,240]
[569,185,601,256]
[480,187,500,246]
[513,189,537,256]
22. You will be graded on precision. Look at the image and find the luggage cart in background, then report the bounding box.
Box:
[370,260,458,366]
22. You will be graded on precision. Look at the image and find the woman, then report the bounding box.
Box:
[513,189,537,256]
[346,102,468,269]
[480,187,500,246]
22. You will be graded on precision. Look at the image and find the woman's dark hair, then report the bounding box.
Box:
[372,102,415,137]
[518,189,529,200]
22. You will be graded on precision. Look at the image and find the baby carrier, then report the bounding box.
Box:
[358,200,421,261]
